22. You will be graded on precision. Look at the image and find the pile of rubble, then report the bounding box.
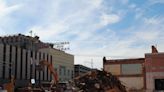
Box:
[74,70,127,92]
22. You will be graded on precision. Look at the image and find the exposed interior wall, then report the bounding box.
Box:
[104,64,121,75]
[119,77,144,90]
[121,64,142,75]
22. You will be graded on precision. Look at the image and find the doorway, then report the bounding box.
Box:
[155,79,164,90]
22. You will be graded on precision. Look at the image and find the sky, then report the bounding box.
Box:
[0,0,164,69]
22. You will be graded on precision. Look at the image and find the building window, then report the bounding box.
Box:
[155,79,164,90]
[15,46,18,78]
[121,64,142,75]
[20,49,23,79]
[68,70,70,76]
[39,52,41,81]
[50,55,52,64]
[25,51,28,79]
[39,52,41,60]
[43,53,45,80]
[35,51,37,59]
[64,67,66,76]
[35,51,37,80]
[59,67,61,76]
[46,54,49,80]
[31,51,33,57]
[9,45,12,79]
[71,70,74,79]
[2,44,6,79]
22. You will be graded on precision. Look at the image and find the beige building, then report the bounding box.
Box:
[39,48,74,82]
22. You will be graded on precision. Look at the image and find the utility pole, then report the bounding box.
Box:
[85,59,93,69]
[91,59,93,69]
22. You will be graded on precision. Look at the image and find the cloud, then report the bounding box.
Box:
[73,14,164,69]
[149,0,164,5]
[100,13,121,26]
[0,1,22,17]
[135,31,160,41]
[144,17,162,25]
[1,0,164,69]
[128,4,136,9]
[0,0,22,35]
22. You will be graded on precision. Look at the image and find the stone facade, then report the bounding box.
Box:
[0,44,52,87]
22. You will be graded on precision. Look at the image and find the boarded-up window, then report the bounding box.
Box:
[104,65,121,75]
[121,64,142,75]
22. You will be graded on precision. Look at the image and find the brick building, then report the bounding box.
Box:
[103,57,145,90]
[145,46,164,91]
[103,46,164,91]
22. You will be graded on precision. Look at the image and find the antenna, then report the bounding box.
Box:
[53,41,70,51]
[155,44,157,48]
[91,59,93,69]
[29,30,33,37]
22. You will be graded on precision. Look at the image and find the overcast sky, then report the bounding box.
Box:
[0,0,164,69]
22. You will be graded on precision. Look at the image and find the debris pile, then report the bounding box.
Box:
[74,70,127,92]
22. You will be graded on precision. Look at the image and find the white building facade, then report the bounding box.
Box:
[39,48,74,82]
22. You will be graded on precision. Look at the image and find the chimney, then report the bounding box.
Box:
[152,45,158,53]
[103,57,106,63]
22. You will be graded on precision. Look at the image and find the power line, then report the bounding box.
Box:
[73,54,134,58]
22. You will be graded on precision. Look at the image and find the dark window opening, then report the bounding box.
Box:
[47,54,49,80]
[20,49,23,79]
[2,44,6,79]
[43,53,45,80]
[35,51,37,80]
[35,51,37,59]
[15,46,18,78]
[155,79,164,90]
[39,52,41,82]
[43,53,45,59]
[25,51,28,79]
[50,56,52,64]
[50,55,52,80]
[9,45,12,79]
[31,51,33,57]
[39,52,41,60]
[30,51,33,79]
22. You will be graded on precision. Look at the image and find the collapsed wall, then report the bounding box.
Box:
[74,70,127,92]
